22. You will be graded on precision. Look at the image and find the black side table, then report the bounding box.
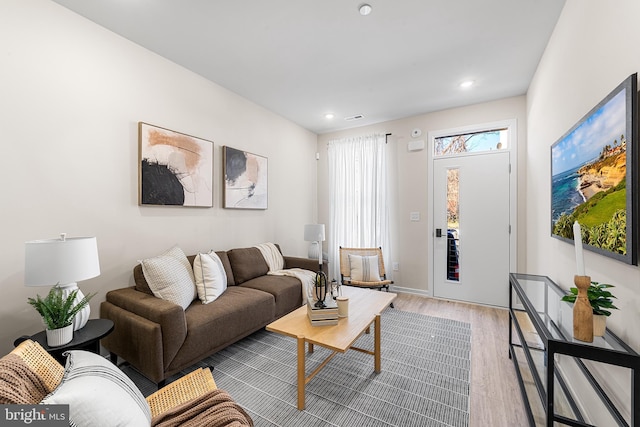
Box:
[14,319,114,364]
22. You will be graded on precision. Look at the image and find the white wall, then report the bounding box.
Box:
[527,0,640,350]
[317,96,527,293]
[526,0,640,421]
[0,0,318,355]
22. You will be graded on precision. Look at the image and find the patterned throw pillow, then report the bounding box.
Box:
[348,254,381,282]
[194,251,228,304]
[42,351,151,426]
[140,245,196,310]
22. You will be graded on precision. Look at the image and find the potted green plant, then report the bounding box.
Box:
[561,281,618,336]
[27,286,95,347]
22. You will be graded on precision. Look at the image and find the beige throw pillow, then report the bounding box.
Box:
[140,245,196,310]
[194,251,228,304]
[348,254,381,282]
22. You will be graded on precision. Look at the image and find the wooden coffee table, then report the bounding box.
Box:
[266,286,396,410]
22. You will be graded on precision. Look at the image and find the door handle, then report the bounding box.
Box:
[435,228,443,238]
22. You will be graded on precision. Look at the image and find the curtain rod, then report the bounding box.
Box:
[326,133,392,145]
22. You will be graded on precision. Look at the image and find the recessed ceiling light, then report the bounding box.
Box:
[325,113,335,119]
[460,80,474,88]
[359,3,372,16]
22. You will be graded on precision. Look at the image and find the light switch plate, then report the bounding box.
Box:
[410,212,420,221]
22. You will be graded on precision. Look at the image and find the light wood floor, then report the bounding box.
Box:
[393,292,529,427]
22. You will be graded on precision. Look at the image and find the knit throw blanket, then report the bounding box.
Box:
[151,389,253,427]
[0,354,48,404]
[255,242,315,304]
[254,242,284,271]
[268,268,316,304]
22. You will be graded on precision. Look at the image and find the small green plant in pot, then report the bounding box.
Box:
[27,286,95,347]
[561,281,618,336]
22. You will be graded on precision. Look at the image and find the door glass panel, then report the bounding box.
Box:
[447,168,460,282]
[435,128,508,157]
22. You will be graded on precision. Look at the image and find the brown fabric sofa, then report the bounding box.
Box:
[100,245,322,385]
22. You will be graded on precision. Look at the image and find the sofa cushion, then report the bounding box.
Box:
[42,350,151,426]
[227,247,269,284]
[168,287,275,371]
[214,251,236,287]
[140,246,197,310]
[240,275,303,318]
[194,251,227,304]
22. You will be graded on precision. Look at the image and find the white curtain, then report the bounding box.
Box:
[327,133,390,281]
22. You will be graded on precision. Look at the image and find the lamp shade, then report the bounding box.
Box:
[25,236,100,286]
[304,224,325,242]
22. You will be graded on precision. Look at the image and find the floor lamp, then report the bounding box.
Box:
[25,234,101,331]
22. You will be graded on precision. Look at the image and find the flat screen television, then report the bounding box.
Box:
[551,73,638,265]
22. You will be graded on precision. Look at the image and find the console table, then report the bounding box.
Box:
[509,273,639,426]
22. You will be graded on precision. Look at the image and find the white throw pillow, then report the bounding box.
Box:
[348,254,381,282]
[194,251,228,304]
[42,351,151,426]
[140,245,196,310]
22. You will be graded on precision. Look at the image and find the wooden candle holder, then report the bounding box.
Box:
[573,275,593,342]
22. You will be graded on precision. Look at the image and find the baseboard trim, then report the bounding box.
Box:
[390,286,508,310]
[390,286,430,297]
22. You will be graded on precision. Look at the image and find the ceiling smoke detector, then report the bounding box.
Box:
[344,114,364,121]
[359,4,372,16]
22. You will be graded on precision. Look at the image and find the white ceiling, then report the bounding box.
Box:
[51,0,565,135]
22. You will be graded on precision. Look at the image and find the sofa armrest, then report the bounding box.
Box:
[102,287,187,379]
[283,256,328,274]
[106,287,187,329]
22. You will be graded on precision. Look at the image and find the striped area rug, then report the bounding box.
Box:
[128,309,471,427]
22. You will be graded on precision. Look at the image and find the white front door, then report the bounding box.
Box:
[432,151,510,306]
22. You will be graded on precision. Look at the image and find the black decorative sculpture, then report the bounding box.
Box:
[314,270,328,308]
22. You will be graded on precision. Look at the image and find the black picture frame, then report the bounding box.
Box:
[551,73,638,265]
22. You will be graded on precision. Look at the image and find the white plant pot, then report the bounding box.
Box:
[593,314,607,337]
[46,324,73,347]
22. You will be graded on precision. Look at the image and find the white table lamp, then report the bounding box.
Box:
[25,233,100,331]
[304,224,325,268]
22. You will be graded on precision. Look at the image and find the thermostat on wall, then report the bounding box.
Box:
[408,140,425,152]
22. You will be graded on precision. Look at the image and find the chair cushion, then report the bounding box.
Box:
[140,246,197,310]
[348,254,381,281]
[42,350,151,426]
[194,251,228,304]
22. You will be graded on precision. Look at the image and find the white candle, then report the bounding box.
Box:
[573,221,585,276]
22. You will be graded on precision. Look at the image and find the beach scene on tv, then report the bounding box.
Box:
[551,87,628,255]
